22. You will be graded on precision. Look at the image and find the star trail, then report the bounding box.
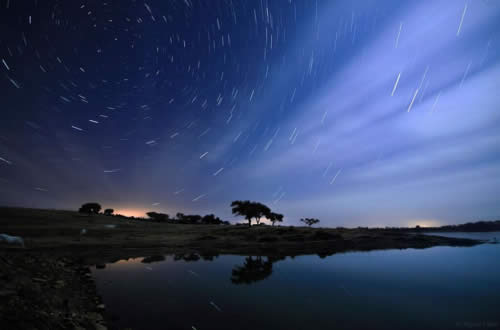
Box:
[1,0,499,226]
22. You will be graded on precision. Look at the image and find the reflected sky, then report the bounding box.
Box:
[92,233,500,330]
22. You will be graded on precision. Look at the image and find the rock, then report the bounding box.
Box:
[0,289,16,297]
[86,312,103,322]
[54,280,65,288]
[94,323,107,330]
[0,233,25,247]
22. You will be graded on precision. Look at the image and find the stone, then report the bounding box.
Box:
[54,280,65,288]
[87,312,103,321]
[0,289,16,297]
[94,323,107,330]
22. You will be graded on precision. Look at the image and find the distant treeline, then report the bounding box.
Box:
[78,200,321,227]
[419,220,500,232]
[144,212,230,225]
[387,220,500,233]
[78,203,230,225]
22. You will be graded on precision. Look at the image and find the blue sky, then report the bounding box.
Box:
[1,0,499,226]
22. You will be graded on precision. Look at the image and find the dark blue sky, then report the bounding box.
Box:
[1,0,499,226]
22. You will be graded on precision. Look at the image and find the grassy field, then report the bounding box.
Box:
[0,207,482,263]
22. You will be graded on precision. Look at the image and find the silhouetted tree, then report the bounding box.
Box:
[176,212,185,221]
[300,218,320,227]
[146,212,169,222]
[104,208,114,216]
[202,214,222,225]
[79,203,101,215]
[186,215,203,224]
[268,212,284,226]
[231,200,271,227]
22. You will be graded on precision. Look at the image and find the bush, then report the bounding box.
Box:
[104,209,114,216]
[196,235,218,241]
[283,234,305,242]
[78,203,101,214]
[258,236,279,242]
[146,212,169,222]
[312,230,342,240]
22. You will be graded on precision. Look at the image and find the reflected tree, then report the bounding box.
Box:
[231,256,276,284]
[174,253,200,262]
[172,252,219,262]
[141,255,166,263]
[200,253,219,261]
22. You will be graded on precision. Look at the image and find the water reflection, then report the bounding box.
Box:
[231,256,273,284]
[230,255,287,284]
[123,253,288,284]
[141,255,165,263]
[91,238,500,330]
[173,252,219,262]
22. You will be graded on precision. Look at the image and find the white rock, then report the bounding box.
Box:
[0,233,24,247]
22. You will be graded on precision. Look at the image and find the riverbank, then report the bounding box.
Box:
[0,207,484,329]
[0,252,107,330]
[0,207,483,261]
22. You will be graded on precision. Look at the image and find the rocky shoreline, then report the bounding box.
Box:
[0,252,107,330]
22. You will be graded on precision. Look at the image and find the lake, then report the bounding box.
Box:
[92,232,500,330]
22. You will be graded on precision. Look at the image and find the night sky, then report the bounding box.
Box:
[1,0,499,226]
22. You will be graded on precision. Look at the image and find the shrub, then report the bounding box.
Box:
[78,203,101,214]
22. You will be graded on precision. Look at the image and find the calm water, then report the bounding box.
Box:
[92,232,500,330]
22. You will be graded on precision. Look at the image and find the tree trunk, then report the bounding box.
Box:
[248,218,252,227]
[256,217,260,224]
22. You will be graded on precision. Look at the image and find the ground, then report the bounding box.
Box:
[0,207,484,329]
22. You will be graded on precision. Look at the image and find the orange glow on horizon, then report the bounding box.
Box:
[407,219,441,228]
[114,208,148,218]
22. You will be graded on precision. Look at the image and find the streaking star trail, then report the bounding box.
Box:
[0,0,499,226]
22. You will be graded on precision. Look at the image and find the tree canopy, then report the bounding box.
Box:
[78,203,101,214]
[300,218,320,227]
[231,200,271,227]
[231,256,273,284]
[268,212,284,226]
[104,208,114,216]
[202,214,223,225]
[146,212,169,222]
